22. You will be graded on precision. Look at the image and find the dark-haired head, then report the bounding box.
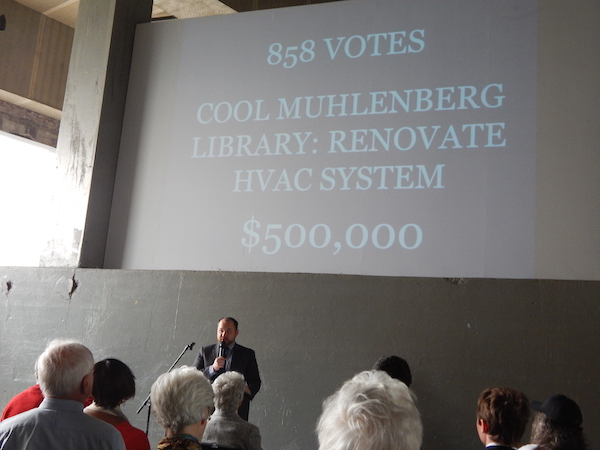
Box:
[373,355,412,387]
[92,358,136,409]
[219,317,239,329]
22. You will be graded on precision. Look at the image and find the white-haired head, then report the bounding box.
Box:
[317,370,423,450]
[151,366,214,434]
[212,371,245,412]
[37,339,94,399]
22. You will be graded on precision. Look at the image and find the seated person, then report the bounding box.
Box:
[476,387,530,450]
[84,358,150,450]
[1,384,44,421]
[520,394,589,450]
[372,355,412,387]
[150,366,214,450]
[0,339,124,450]
[202,371,262,450]
[317,370,422,450]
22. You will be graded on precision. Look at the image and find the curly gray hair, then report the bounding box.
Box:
[151,366,214,434]
[212,371,246,412]
[317,370,422,450]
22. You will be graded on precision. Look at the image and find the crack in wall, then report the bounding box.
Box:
[2,279,12,296]
[68,273,78,299]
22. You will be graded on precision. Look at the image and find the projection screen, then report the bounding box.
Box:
[106,0,549,278]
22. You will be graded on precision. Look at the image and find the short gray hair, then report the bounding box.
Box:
[212,371,245,412]
[37,339,94,398]
[151,366,214,434]
[317,370,423,450]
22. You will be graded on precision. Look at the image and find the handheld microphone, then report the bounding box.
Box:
[218,341,225,358]
[187,342,195,351]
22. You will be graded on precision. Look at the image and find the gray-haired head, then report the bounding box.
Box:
[151,366,214,434]
[36,339,94,399]
[212,371,245,412]
[317,370,423,450]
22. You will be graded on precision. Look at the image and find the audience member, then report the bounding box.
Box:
[520,394,589,450]
[203,371,262,450]
[476,387,530,450]
[372,355,412,387]
[1,383,44,421]
[85,358,151,450]
[151,365,214,450]
[0,339,125,450]
[317,370,422,450]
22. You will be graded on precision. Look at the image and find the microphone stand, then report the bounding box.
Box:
[136,342,196,435]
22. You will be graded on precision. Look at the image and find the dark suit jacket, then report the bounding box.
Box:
[193,343,261,421]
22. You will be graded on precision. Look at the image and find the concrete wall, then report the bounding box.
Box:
[1,267,598,449]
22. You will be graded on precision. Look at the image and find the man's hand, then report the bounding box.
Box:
[212,356,226,371]
[244,384,251,395]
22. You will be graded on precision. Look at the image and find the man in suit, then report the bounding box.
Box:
[193,317,261,421]
[476,386,530,450]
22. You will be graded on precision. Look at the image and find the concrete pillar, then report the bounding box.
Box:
[41,0,153,267]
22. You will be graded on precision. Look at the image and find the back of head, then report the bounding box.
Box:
[92,358,136,409]
[530,395,588,450]
[37,339,94,398]
[373,355,412,387]
[151,366,214,433]
[477,387,530,446]
[212,371,245,412]
[317,370,422,450]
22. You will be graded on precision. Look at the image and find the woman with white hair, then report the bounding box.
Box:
[202,371,262,450]
[150,366,214,450]
[317,370,423,450]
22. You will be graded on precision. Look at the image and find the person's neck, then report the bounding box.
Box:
[167,422,205,440]
[48,395,85,405]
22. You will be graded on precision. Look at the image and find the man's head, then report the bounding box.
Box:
[476,387,530,447]
[36,339,94,403]
[317,370,422,450]
[217,317,239,346]
[373,355,412,387]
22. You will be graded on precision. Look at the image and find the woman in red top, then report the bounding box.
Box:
[85,358,151,450]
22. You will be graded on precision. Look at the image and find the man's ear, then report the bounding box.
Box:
[477,418,489,434]
[80,373,93,396]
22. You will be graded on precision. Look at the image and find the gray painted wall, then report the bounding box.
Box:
[1,267,598,449]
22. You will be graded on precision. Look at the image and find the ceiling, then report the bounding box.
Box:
[13,0,236,28]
